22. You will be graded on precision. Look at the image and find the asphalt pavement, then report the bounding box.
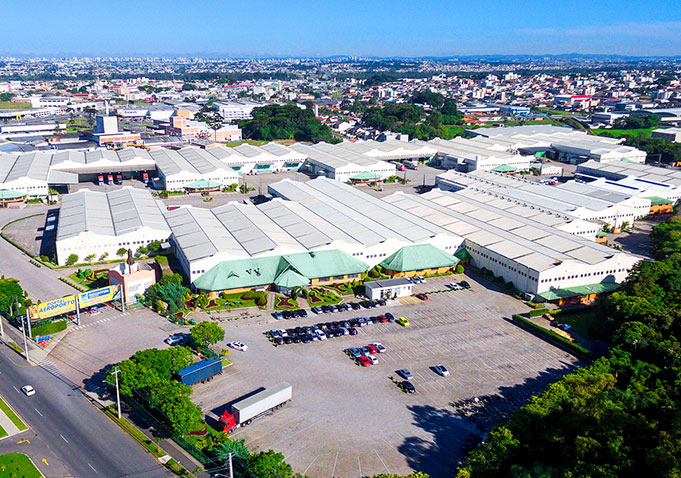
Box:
[0,342,169,478]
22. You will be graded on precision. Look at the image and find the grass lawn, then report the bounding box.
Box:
[0,398,28,431]
[0,102,30,110]
[441,125,466,138]
[203,292,258,311]
[591,128,656,138]
[0,453,43,477]
[551,308,601,340]
[0,424,6,439]
[225,139,268,147]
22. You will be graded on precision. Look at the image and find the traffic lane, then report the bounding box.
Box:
[0,430,72,478]
[0,345,168,478]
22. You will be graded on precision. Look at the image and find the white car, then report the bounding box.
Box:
[21,385,35,396]
[316,330,327,341]
[229,341,248,352]
[447,282,462,290]
[434,364,450,377]
[371,342,387,353]
[368,354,378,365]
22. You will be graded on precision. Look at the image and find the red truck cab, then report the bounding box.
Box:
[219,411,237,432]
[98,174,104,185]
[107,174,114,185]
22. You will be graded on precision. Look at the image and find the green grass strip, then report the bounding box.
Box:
[0,453,42,477]
[0,396,27,430]
[512,314,595,360]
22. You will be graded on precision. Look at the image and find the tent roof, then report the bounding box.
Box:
[490,164,517,173]
[350,171,381,181]
[379,244,459,272]
[537,282,621,301]
[184,179,223,189]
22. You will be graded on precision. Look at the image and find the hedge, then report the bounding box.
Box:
[32,319,67,338]
[511,314,595,360]
[528,308,550,317]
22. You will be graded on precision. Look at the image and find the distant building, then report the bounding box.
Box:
[164,110,242,142]
[91,115,141,147]
[652,127,681,143]
[108,251,158,306]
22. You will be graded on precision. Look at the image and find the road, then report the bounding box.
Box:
[0,343,169,478]
[0,205,75,301]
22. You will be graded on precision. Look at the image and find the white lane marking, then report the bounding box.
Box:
[34,408,43,417]
[13,386,19,393]
[375,449,390,474]
[302,454,319,475]
[60,434,68,443]
[330,451,339,477]
[88,463,98,473]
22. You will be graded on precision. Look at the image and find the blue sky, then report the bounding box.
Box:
[3,0,681,57]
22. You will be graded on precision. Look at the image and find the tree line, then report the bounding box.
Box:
[457,215,681,477]
[239,103,340,143]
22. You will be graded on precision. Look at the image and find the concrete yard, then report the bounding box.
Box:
[43,275,582,478]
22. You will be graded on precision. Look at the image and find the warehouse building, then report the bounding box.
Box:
[384,189,639,300]
[206,142,307,174]
[436,170,641,228]
[55,187,171,265]
[290,143,396,182]
[651,127,681,143]
[335,139,438,161]
[150,147,239,191]
[427,137,533,172]
[468,125,647,164]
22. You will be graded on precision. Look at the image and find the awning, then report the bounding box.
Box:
[537,282,621,301]
[645,196,674,206]
[490,164,517,173]
[184,179,223,190]
[350,171,381,181]
[0,189,26,200]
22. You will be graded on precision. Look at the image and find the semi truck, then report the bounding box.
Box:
[219,381,292,432]
[175,357,223,386]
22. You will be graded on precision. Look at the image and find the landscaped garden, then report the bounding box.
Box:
[0,453,42,478]
[274,295,299,311]
[305,288,342,307]
[69,268,109,289]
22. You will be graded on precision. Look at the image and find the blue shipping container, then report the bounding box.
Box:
[175,357,223,386]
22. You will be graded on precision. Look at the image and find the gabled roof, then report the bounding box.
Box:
[379,244,459,272]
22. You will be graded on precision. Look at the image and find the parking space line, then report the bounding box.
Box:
[302,454,319,475]
[330,451,339,478]
[357,456,362,478]
[374,449,390,474]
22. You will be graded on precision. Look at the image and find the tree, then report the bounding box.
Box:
[66,254,79,265]
[147,241,162,253]
[215,438,250,460]
[247,450,304,478]
[161,394,202,436]
[191,321,224,347]
[195,291,209,310]
[99,252,109,261]
[116,248,128,257]
[84,254,96,263]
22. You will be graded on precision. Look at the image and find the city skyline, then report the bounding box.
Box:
[2,0,681,57]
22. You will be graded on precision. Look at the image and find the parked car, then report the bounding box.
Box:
[21,385,35,396]
[397,369,413,379]
[397,317,410,327]
[434,364,450,376]
[348,327,358,335]
[321,305,331,313]
[299,309,308,318]
[164,334,184,346]
[366,344,379,354]
[312,307,322,314]
[368,354,378,365]
[273,311,284,320]
[316,330,327,341]
[460,280,471,289]
[229,341,248,352]
[385,312,395,322]
[330,304,338,313]
[447,282,462,290]
[340,327,350,335]
[278,329,288,338]
[415,293,428,300]
[371,342,386,353]
[400,381,416,393]
[350,302,361,310]
[347,347,362,359]
[377,299,387,306]
[557,323,573,331]
[358,356,372,367]
[283,336,293,344]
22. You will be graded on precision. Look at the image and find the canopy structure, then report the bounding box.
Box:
[537,282,621,301]
[183,179,223,191]
[490,164,517,173]
[454,247,472,261]
[349,171,382,182]
[0,189,27,200]
[379,244,459,272]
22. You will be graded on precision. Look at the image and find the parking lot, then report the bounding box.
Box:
[42,274,583,477]
[189,275,582,478]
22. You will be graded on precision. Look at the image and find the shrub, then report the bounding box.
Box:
[455,264,464,274]
[242,290,267,307]
[66,254,79,265]
[31,319,67,338]
[529,308,549,317]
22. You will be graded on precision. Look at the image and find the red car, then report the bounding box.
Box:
[358,356,372,367]
[365,344,379,354]
[416,293,429,300]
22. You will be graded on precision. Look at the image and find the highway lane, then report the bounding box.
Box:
[0,343,169,478]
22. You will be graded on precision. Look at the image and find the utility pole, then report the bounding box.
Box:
[25,310,32,339]
[21,313,29,362]
[228,452,233,478]
[112,368,122,419]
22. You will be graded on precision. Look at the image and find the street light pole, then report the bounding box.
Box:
[21,313,29,362]
[112,368,122,419]
[228,452,233,478]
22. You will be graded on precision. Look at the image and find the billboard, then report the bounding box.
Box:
[36,296,76,319]
[78,286,120,309]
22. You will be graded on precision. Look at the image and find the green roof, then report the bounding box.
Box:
[0,189,26,200]
[645,196,674,206]
[194,249,368,291]
[273,267,309,288]
[596,231,611,237]
[349,171,381,181]
[490,164,517,173]
[454,247,472,261]
[379,244,459,272]
[537,282,621,301]
[184,179,223,190]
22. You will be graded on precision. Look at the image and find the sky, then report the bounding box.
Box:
[2,0,681,57]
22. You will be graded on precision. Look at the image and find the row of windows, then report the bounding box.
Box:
[540,268,627,283]
[60,238,165,252]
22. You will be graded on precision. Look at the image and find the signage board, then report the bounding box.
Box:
[78,286,119,309]
[36,296,76,319]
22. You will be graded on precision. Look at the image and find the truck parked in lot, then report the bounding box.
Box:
[219,382,292,432]
[175,357,223,386]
